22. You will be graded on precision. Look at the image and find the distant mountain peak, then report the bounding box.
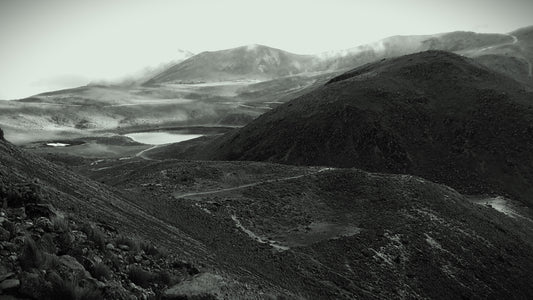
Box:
[175,49,194,60]
[245,44,262,51]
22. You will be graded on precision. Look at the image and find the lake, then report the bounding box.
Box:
[124,132,203,145]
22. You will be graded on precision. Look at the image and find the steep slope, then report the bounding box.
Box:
[200,50,533,206]
[510,25,533,79]
[0,134,293,299]
[0,134,208,259]
[79,157,533,299]
[144,44,316,85]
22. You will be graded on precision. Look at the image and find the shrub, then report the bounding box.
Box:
[140,240,160,256]
[115,235,140,252]
[51,215,69,233]
[56,231,75,254]
[90,262,111,281]
[128,266,154,288]
[50,277,78,300]
[20,236,44,270]
[39,233,57,254]
[80,223,106,250]
[49,276,102,300]
[106,253,121,271]
[155,270,173,286]
[77,287,103,300]
[42,253,62,270]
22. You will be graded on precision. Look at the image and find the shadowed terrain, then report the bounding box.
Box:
[196,51,533,207]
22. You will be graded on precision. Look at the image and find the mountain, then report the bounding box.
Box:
[197,50,533,207]
[144,44,316,85]
[3,122,533,298]
[75,146,533,299]
[146,28,533,87]
[510,25,533,79]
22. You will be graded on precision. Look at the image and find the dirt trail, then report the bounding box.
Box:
[174,167,333,198]
[507,34,531,78]
[474,34,518,54]
[135,144,163,161]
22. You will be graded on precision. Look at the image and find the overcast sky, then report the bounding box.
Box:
[1,0,532,100]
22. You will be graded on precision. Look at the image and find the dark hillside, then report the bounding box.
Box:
[200,51,533,206]
[81,157,533,299]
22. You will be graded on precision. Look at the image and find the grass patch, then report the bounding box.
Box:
[115,235,140,252]
[90,262,112,281]
[50,276,102,300]
[80,223,106,250]
[51,215,70,233]
[42,253,62,270]
[20,236,43,270]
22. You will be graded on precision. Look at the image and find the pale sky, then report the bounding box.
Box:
[1,0,532,100]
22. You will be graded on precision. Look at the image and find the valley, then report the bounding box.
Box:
[1,25,533,299]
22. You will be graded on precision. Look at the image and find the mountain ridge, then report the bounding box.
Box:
[145,26,533,86]
[193,50,533,207]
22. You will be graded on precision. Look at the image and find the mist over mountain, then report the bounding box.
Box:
[2,24,533,300]
[144,44,316,85]
[144,27,533,87]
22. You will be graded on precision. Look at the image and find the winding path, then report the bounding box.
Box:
[474,34,532,78]
[174,167,333,198]
[135,144,163,161]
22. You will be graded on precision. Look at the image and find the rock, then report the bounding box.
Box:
[2,242,15,252]
[8,255,17,262]
[0,127,4,141]
[0,227,10,241]
[106,243,115,250]
[134,255,143,263]
[118,244,130,251]
[188,266,200,276]
[59,255,91,279]
[71,230,87,241]
[0,272,14,282]
[0,278,20,290]
[35,217,53,232]
[25,204,55,219]
[0,216,6,223]
[59,255,84,270]
[163,273,225,299]
[93,255,103,264]
[9,207,26,219]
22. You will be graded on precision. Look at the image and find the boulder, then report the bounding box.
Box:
[0,272,14,282]
[163,272,225,299]
[0,278,20,290]
[58,255,91,279]
[35,217,53,232]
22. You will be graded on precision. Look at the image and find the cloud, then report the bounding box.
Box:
[30,74,90,88]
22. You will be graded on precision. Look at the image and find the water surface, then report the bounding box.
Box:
[125,132,203,145]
